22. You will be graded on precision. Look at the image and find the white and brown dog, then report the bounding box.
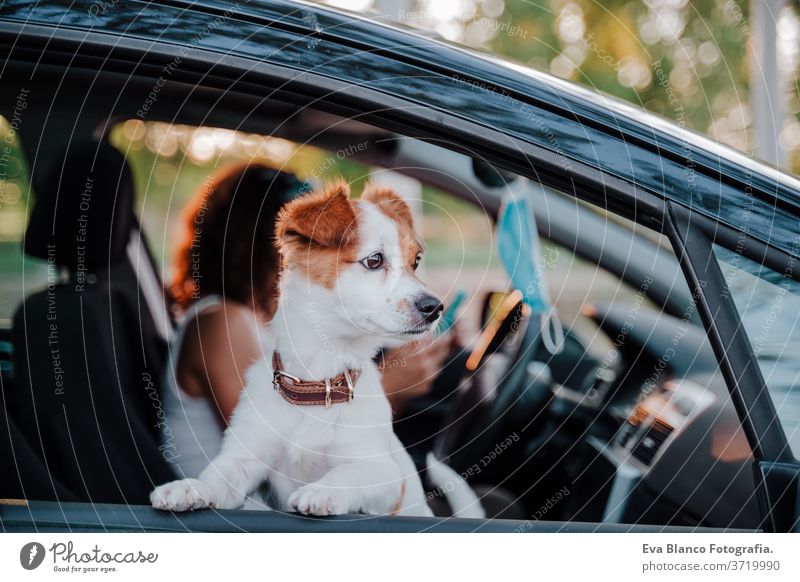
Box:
[151,181,482,517]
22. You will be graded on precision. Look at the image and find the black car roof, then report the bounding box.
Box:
[1,0,799,257]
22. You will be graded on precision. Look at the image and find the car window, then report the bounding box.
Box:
[543,239,659,358]
[110,120,496,338]
[0,115,45,322]
[713,245,800,457]
[107,119,756,527]
[415,187,498,338]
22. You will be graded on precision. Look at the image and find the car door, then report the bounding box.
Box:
[0,0,784,532]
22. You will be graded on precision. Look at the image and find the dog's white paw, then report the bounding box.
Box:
[150,478,211,512]
[288,485,349,516]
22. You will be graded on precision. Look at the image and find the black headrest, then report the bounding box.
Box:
[24,139,136,273]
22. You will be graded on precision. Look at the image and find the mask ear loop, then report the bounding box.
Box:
[540,307,564,355]
[523,181,564,356]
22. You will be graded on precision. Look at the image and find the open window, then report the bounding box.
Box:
[98,116,760,528]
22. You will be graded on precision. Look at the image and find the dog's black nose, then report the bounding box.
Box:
[415,294,444,323]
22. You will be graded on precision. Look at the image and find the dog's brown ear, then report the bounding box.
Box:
[275,180,357,251]
[361,182,414,228]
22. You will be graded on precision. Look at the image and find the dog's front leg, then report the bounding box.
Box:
[151,417,274,512]
[288,461,405,516]
[151,447,270,511]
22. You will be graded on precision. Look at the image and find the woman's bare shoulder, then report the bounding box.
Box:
[179,300,261,366]
[175,300,263,415]
[188,300,261,336]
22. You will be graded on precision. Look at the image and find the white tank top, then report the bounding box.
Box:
[160,295,271,510]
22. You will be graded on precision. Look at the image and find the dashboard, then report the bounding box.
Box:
[556,303,760,528]
[445,293,759,528]
[516,305,760,528]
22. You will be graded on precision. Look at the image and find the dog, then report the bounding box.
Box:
[151,180,483,518]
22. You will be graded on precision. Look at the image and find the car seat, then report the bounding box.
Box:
[8,138,175,504]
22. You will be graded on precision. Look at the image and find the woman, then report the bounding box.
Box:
[162,163,451,484]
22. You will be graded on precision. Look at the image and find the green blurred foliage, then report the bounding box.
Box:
[0,116,31,240]
[0,118,42,319]
[496,0,754,135]
[371,0,799,171]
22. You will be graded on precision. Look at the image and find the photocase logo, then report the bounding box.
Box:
[19,542,46,570]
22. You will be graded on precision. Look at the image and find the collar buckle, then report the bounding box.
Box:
[324,378,332,409]
[273,369,299,391]
[344,370,355,401]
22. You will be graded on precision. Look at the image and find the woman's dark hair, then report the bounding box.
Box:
[170,163,305,315]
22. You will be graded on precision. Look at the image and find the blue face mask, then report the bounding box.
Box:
[496,180,564,354]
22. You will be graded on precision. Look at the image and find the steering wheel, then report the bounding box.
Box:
[433,307,600,476]
[432,309,544,470]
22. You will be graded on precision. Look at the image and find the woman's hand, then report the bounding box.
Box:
[380,332,457,414]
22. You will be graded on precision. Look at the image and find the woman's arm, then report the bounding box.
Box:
[176,303,263,426]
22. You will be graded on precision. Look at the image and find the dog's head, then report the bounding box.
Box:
[275,180,442,346]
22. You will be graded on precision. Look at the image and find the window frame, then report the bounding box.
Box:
[665,203,793,463]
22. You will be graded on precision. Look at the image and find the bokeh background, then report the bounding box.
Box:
[328,0,800,169]
[1,0,798,329]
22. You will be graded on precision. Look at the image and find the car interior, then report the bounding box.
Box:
[0,64,763,531]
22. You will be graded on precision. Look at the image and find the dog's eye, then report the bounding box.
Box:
[413,253,422,271]
[361,252,384,270]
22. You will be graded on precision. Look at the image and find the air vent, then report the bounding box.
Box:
[631,419,673,466]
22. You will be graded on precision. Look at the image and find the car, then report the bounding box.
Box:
[0,0,798,533]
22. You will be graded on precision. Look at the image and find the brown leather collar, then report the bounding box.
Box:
[272,351,360,408]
